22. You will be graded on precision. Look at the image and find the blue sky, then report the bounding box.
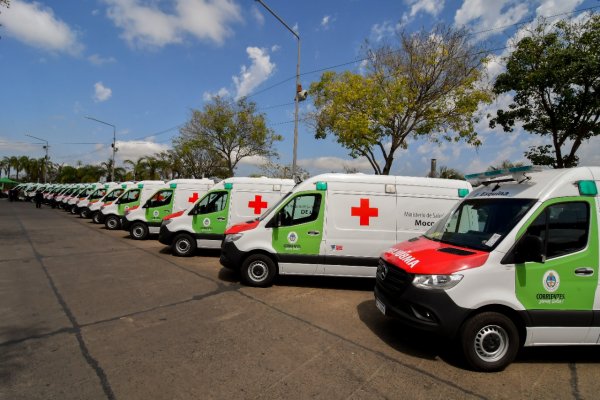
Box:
[1,0,599,177]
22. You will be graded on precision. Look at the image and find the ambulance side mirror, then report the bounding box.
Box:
[188,207,198,216]
[142,201,150,209]
[513,234,545,264]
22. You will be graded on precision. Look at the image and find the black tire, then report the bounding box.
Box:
[80,208,89,218]
[240,254,277,287]
[92,211,101,224]
[130,221,149,240]
[70,206,77,215]
[105,215,121,230]
[460,312,520,372]
[172,233,197,257]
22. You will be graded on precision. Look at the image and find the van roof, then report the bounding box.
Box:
[298,173,471,190]
[467,166,600,202]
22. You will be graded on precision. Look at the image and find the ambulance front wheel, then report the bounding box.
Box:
[172,233,196,257]
[130,222,149,240]
[241,254,277,287]
[105,215,120,230]
[92,212,101,224]
[460,312,520,372]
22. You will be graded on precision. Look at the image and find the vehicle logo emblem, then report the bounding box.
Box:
[543,270,560,292]
[287,232,298,244]
[203,217,211,227]
[377,262,388,280]
[153,210,160,218]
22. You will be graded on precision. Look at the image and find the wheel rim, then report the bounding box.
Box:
[248,260,268,282]
[133,226,145,238]
[175,238,191,254]
[93,214,100,223]
[107,218,118,229]
[474,324,509,363]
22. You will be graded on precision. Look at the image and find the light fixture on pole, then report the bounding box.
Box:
[85,116,117,182]
[25,134,49,183]
[255,0,304,180]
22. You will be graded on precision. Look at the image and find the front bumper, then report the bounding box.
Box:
[158,224,176,245]
[220,240,245,270]
[374,259,470,338]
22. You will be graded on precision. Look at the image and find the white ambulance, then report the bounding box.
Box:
[89,182,135,223]
[67,183,103,214]
[220,173,471,287]
[374,166,600,372]
[76,182,120,218]
[100,180,165,230]
[159,177,295,256]
[122,178,215,240]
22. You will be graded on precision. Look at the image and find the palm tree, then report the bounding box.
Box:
[124,157,147,181]
[145,156,161,180]
[0,157,9,178]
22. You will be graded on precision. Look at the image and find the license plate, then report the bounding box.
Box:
[375,297,386,315]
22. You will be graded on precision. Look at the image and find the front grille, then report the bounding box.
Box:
[376,259,413,294]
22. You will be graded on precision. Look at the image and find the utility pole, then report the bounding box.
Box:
[25,134,49,183]
[85,116,117,181]
[255,0,304,180]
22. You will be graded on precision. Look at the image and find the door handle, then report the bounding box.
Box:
[217,217,226,221]
[307,230,320,236]
[575,267,594,276]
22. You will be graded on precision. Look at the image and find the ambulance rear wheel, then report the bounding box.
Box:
[130,222,149,240]
[172,233,196,257]
[460,312,519,372]
[241,254,276,287]
[92,212,101,224]
[105,215,120,230]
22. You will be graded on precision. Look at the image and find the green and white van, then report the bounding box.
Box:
[375,166,600,371]
[100,180,165,230]
[158,177,294,256]
[220,173,471,287]
[123,178,215,240]
[89,182,135,224]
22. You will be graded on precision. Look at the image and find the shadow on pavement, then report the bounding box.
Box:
[356,299,466,367]
[0,325,48,384]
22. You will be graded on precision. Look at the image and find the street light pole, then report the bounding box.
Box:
[85,116,117,182]
[255,0,301,180]
[25,134,49,183]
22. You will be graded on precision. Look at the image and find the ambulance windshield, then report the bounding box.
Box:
[424,198,535,251]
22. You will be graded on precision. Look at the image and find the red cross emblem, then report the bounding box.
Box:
[188,192,199,203]
[351,198,378,226]
[248,195,268,214]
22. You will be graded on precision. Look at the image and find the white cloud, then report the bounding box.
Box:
[103,0,242,48]
[202,87,230,101]
[115,140,171,164]
[233,47,276,99]
[454,0,529,40]
[251,5,264,26]
[88,54,117,66]
[94,82,113,102]
[0,1,83,54]
[406,0,444,18]
[370,21,399,42]
[298,156,373,173]
[271,44,281,53]
[536,0,584,18]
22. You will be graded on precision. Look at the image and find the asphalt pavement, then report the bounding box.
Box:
[1,200,599,400]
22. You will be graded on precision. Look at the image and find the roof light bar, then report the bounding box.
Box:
[465,165,543,185]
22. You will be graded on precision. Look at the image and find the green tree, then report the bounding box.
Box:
[171,138,229,178]
[258,160,309,180]
[179,96,282,177]
[437,166,465,180]
[487,160,525,171]
[124,157,148,181]
[490,16,600,168]
[309,25,491,175]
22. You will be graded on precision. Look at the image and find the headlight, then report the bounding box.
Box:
[224,233,243,243]
[412,274,463,290]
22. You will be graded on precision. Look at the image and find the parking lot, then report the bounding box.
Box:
[1,200,599,399]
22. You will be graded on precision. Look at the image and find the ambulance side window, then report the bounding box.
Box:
[197,191,228,214]
[279,194,321,226]
[148,190,173,207]
[527,202,589,259]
